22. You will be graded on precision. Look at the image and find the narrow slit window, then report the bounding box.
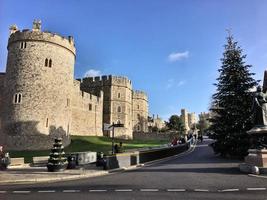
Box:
[117,106,121,113]
[46,118,49,127]
[20,42,23,49]
[67,98,70,107]
[118,93,121,98]
[89,103,92,111]
[14,94,18,103]
[18,94,22,103]
[24,42,27,48]
[45,58,48,67]
[49,59,52,67]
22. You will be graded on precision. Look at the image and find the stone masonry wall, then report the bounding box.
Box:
[71,80,103,136]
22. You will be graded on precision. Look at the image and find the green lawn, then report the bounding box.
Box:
[9,136,169,163]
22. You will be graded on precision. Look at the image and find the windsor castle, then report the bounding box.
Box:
[0,20,149,150]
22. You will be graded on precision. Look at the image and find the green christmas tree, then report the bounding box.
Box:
[210,34,258,158]
[47,138,67,172]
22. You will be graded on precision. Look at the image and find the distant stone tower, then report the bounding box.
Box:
[81,75,133,139]
[2,20,76,150]
[180,109,190,134]
[132,90,148,132]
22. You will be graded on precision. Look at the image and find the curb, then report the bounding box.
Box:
[0,171,109,185]
[248,174,267,179]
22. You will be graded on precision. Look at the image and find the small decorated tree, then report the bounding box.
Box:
[47,138,67,172]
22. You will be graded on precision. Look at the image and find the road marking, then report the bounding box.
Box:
[167,189,186,192]
[140,189,159,192]
[247,188,266,191]
[0,191,7,193]
[115,189,133,192]
[194,189,209,192]
[13,191,31,194]
[89,189,107,192]
[62,190,80,193]
[219,189,239,192]
[38,190,56,193]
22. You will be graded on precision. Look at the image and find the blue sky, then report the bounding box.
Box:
[1,0,267,120]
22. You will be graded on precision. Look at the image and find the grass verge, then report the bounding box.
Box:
[9,136,169,163]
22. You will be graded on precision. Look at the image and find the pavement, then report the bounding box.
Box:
[0,138,266,200]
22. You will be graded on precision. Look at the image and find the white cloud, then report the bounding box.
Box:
[84,69,102,77]
[166,79,186,89]
[177,80,185,87]
[168,51,189,62]
[166,79,174,89]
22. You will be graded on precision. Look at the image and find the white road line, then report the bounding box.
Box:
[89,189,107,192]
[13,191,31,194]
[62,190,80,193]
[247,188,266,191]
[194,189,209,192]
[0,191,7,193]
[38,190,56,193]
[115,189,133,192]
[167,189,186,192]
[140,189,159,192]
[219,189,239,192]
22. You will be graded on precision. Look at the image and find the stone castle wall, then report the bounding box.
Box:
[132,90,148,132]
[71,80,103,136]
[0,21,150,150]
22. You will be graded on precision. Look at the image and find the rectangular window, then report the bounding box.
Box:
[89,103,92,111]
[67,98,70,107]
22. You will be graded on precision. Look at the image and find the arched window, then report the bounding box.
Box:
[45,58,48,67]
[49,59,52,67]
[117,106,121,113]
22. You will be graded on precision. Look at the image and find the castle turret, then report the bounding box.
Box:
[132,90,149,132]
[2,20,76,150]
[81,75,133,139]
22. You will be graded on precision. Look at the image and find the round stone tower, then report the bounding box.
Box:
[3,20,76,150]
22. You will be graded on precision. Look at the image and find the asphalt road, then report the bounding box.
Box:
[1,138,267,200]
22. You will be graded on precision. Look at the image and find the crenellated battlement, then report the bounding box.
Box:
[133,90,148,101]
[8,23,76,55]
[73,80,103,103]
[81,75,132,89]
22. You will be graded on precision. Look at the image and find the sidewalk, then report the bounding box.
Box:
[0,165,108,185]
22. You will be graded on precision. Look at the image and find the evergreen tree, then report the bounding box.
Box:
[47,138,67,172]
[166,115,184,132]
[210,34,258,158]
